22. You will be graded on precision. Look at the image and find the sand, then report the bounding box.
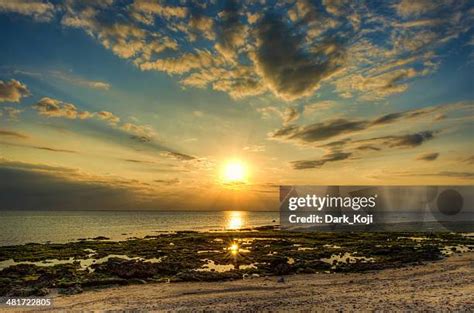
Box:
[24,252,474,312]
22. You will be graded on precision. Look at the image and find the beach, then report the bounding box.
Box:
[28,252,473,312]
[1,230,473,300]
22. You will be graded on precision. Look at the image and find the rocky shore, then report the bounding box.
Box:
[0,230,472,299]
[25,252,474,311]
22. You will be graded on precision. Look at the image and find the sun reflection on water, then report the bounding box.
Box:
[229,243,239,255]
[225,211,247,230]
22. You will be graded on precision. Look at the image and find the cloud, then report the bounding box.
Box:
[282,107,301,125]
[303,100,337,115]
[323,0,354,17]
[0,141,78,153]
[62,1,343,101]
[0,79,30,103]
[397,170,474,179]
[94,24,148,59]
[270,102,465,168]
[334,67,427,101]
[62,1,178,61]
[433,171,474,179]
[395,18,446,28]
[121,122,155,138]
[372,169,474,181]
[49,71,111,90]
[270,118,367,144]
[0,129,28,139]
[214,0,247,62]
[463,155,474,165]
[35,146,77,153]
[211,73,266,99]
[355,131,436,149]
[130,0,188,23]
[310,130,438,168]
[329,1,471,101]
[139,49,217,74]
[154,178,180,185]
[123,158,155,164]
[319,138,352,149]
[0,0,55,22]
[371,101,473,125]
[253,13,345,100]
[1,107,23,120]
[243,145,265,152]
[33,97,92,119]
[4,69,111,91]
[387,131,436,148]
[30,98,180,160]
[0,158,210,210]
[247,12,260,24]
[393,0,444,17]
[289,0,320,22]
[270,101,472,145]
[161,151,196,161]
[257,106,281,120]
[416,152,439,161]
[0,159,146,210]
[267,125,299,139]
[3,0,472,103]
[183,64,265,99]
[287,130,437,171]
[291,151,352,169]
[188,14,215,41]
[95,111,120,125]
[130,135,152,143]
[0,158,77,173]
[257,105,301,124]
[32,97,157,140]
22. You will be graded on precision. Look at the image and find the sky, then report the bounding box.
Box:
[0,0,473,211]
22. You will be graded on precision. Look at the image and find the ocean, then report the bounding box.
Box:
[1,210,472,246]
[0,210,279,246]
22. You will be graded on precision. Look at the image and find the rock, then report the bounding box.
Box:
[92,236,110,240]
[36,288,50,296]
[270,258,292,275]
[9,287,37,297]
[61,285,83,295]
[277,276,285,283]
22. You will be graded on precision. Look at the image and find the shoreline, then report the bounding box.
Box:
[2,208,472,247]
[27,252,474,311]
[1,230,473,299]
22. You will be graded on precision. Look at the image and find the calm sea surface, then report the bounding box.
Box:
[0,210,279,246]
[1,210,472,246]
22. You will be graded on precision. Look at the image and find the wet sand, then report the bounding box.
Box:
[27,252,474,312]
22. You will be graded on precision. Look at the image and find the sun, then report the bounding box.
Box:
[222,160,247,183]
[229,243,239,255]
